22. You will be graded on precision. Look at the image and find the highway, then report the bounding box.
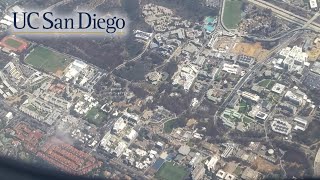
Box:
[243,27,312,42]
[220,0,320,41]
[247,0,320,32]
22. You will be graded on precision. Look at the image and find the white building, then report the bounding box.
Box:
[216,169,227,179]
[126,129,138,141]
[4,62,23,80]
[241,91,260,102]
[6,112,13,120]
[293,117,308,131]
[205,155,219,171]
[64,60,88,81]
[310,0,318,9]
[279,46,308,72]
[271,118,292,135]
[271,83,286,94]
[113,118,127,134]
[172,64,198,91]
[284,91,304,106]
[0,19,12,26]
[222,63,239,74]
[256,111,268,120]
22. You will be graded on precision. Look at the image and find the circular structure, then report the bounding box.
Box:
[267,149,274,155]
[146,72,162,83]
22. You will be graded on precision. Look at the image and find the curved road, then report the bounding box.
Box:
[219,0,230,32]
[243,27,313,42]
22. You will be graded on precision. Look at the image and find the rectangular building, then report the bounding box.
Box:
[241,91,260,102]
[310,0,318,9]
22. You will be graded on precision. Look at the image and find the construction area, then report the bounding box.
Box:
[231,42,269,61]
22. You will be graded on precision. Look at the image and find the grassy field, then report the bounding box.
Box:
[258,79,276,89]
[155,162,188,180]
[25,46,71,74]
[242,116,254,124]
[164,120,176,133]
[223,0,243,29]
[85,107,107,126]
[239,100,251,114]
[5,39,22,48]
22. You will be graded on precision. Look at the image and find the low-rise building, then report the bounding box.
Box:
[237,55,255,67]
[222,63,240,75]
[256,111,268,121]
[216,169,227,179]
[271,83,286,94]
[178,145,190,156]
[293,117,308,131]
[241,91,260,102]
[310,0,318,9]
[280,102,298,115]
[271,118,292,135]
[205,155,219,172]
[192,164,206,180]
[284,90,304,106]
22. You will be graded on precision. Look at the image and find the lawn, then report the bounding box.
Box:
[25,46,71,74]
[85,107,107,126]
[223,0,243,29]
[239,100,251,114]
[27,105,37,112]
[268,93,280,104]
[155,162,188,180]
[5,39,22,48]
[164,119,176,133]
[258,79,276,89]
[242,116,254,124]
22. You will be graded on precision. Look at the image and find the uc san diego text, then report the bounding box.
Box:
[12,11,127,35]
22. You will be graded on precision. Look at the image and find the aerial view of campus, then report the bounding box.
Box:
[0,0,320,179]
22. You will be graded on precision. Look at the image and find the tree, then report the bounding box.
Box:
[122,0,140,21]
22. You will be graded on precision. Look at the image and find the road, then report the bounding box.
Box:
[243,27,312,42]
[214,32,301,125]
[98,33,154,81]
[303,12,320,28]
[219,0,230,31]
[247,0,320,32]
[241,9,318,42]
[154,41,185,71]
[220,0,320,41]
[114,33,154,71]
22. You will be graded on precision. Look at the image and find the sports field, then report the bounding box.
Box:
[223,0,243,29]
[155,162,188,180]
[85,107,107,126]
[25,46,71,74]
[0,36,28,53]
[5,39,23,49]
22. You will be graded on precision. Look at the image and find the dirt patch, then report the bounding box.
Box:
[232,42,269,61]
[55,69,65,78]
[252,156,280,173]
